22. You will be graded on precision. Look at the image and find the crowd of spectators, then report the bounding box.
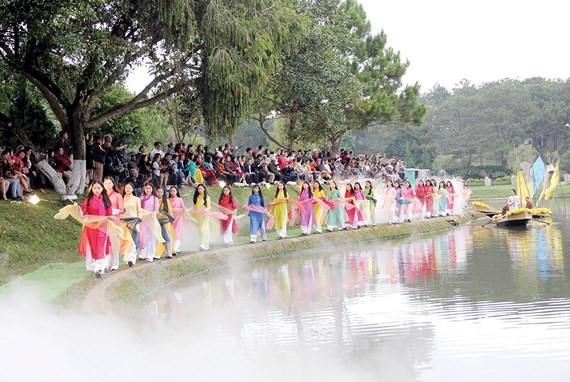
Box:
[84,140,407,195]
[1,132,407,200]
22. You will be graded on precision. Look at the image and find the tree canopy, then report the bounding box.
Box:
[254,0,425,153]
[0,0,303,193]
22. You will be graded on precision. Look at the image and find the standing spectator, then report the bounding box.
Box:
[85,134,94,186]
[53,130,70,156]
[91,135,106,182]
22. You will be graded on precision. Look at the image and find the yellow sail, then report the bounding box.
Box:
[544,163,559,200]
[516,171,532,207]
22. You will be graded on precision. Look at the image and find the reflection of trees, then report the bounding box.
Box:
[412,224,565,304]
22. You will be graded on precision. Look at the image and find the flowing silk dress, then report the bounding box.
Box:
[446,184,455,213]
[169,195,185,253]
[438,187,448,216]
[140,194,159,261]
[415,185,426,216]
[425,185,434,217]
[121,194,142,264]
[193,194,211,250]
[247,192,267,242]
[345,191,357,226]
[354,189,366,226]
[326,189,347,230]
[365,187,376,225]
[157,198,174,257]
[313,189,326,232]
[219,194,238,245]
[384,186,397,224]
[79,195,112,274]
[273,190,288,238]
[107,189,124,269]
[299,189,314,235]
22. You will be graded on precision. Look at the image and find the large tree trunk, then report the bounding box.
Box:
[329,133,342,157]
[36,160,66,194]
[66,110,87,195]
[67,159,86,195]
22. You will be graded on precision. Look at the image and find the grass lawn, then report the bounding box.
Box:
[0,183,305,285]
[468,183,570,200]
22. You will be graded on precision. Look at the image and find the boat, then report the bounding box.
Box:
[472,205,501,218]
[471,202,502,217]
[492,212,533,227]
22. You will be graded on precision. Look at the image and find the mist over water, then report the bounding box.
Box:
[0,290,380,382]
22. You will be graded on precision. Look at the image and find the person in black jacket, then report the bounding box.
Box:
[91,135,106,181]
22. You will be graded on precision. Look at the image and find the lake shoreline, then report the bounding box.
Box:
[57,211,486,313]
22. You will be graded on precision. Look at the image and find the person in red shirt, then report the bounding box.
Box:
[53,147,72,183]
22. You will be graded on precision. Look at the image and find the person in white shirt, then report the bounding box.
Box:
[150,141,165,159]
[506,189,520,212]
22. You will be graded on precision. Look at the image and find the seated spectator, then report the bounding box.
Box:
[4,149,31,193]
[267,157,283,182]
[123,168,144,197]
[242,157,260,184]
[230,156,246,183]
[53,147,73,183]
[0,174,9,200]
[201,155,218,186]
[1,151,22,200]
[137,153,152,178]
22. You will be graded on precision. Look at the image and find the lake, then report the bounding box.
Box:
[139,201,570,381]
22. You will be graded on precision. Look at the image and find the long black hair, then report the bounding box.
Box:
[365,180,373,196]
[301,181,313,199]
[219,185,234,204]
[193,183,209,207]
[103,176,120,194]
[169,186,180,198]
[122,182,135,197]
[313,181,323,192]
[87,180,112,208]
[275,181,288,198]
[329,180,338,191]
[251,184,266,208]
[157,186,169,209]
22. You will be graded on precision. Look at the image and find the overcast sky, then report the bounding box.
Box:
[358,0,570,92]
[127,0,570,94]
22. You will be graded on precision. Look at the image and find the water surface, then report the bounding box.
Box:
[142,201,570,381]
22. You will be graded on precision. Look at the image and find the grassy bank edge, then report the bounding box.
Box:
[55,212,485,313]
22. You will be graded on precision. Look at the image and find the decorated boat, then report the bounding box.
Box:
[472,201,501,217]
[529,207,552,219]
[491,208,533,227]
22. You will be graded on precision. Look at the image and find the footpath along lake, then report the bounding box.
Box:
[139,201,570,381]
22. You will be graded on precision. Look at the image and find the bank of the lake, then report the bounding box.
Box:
[58,211,484,313]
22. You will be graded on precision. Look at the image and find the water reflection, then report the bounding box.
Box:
[142,220,570,380]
